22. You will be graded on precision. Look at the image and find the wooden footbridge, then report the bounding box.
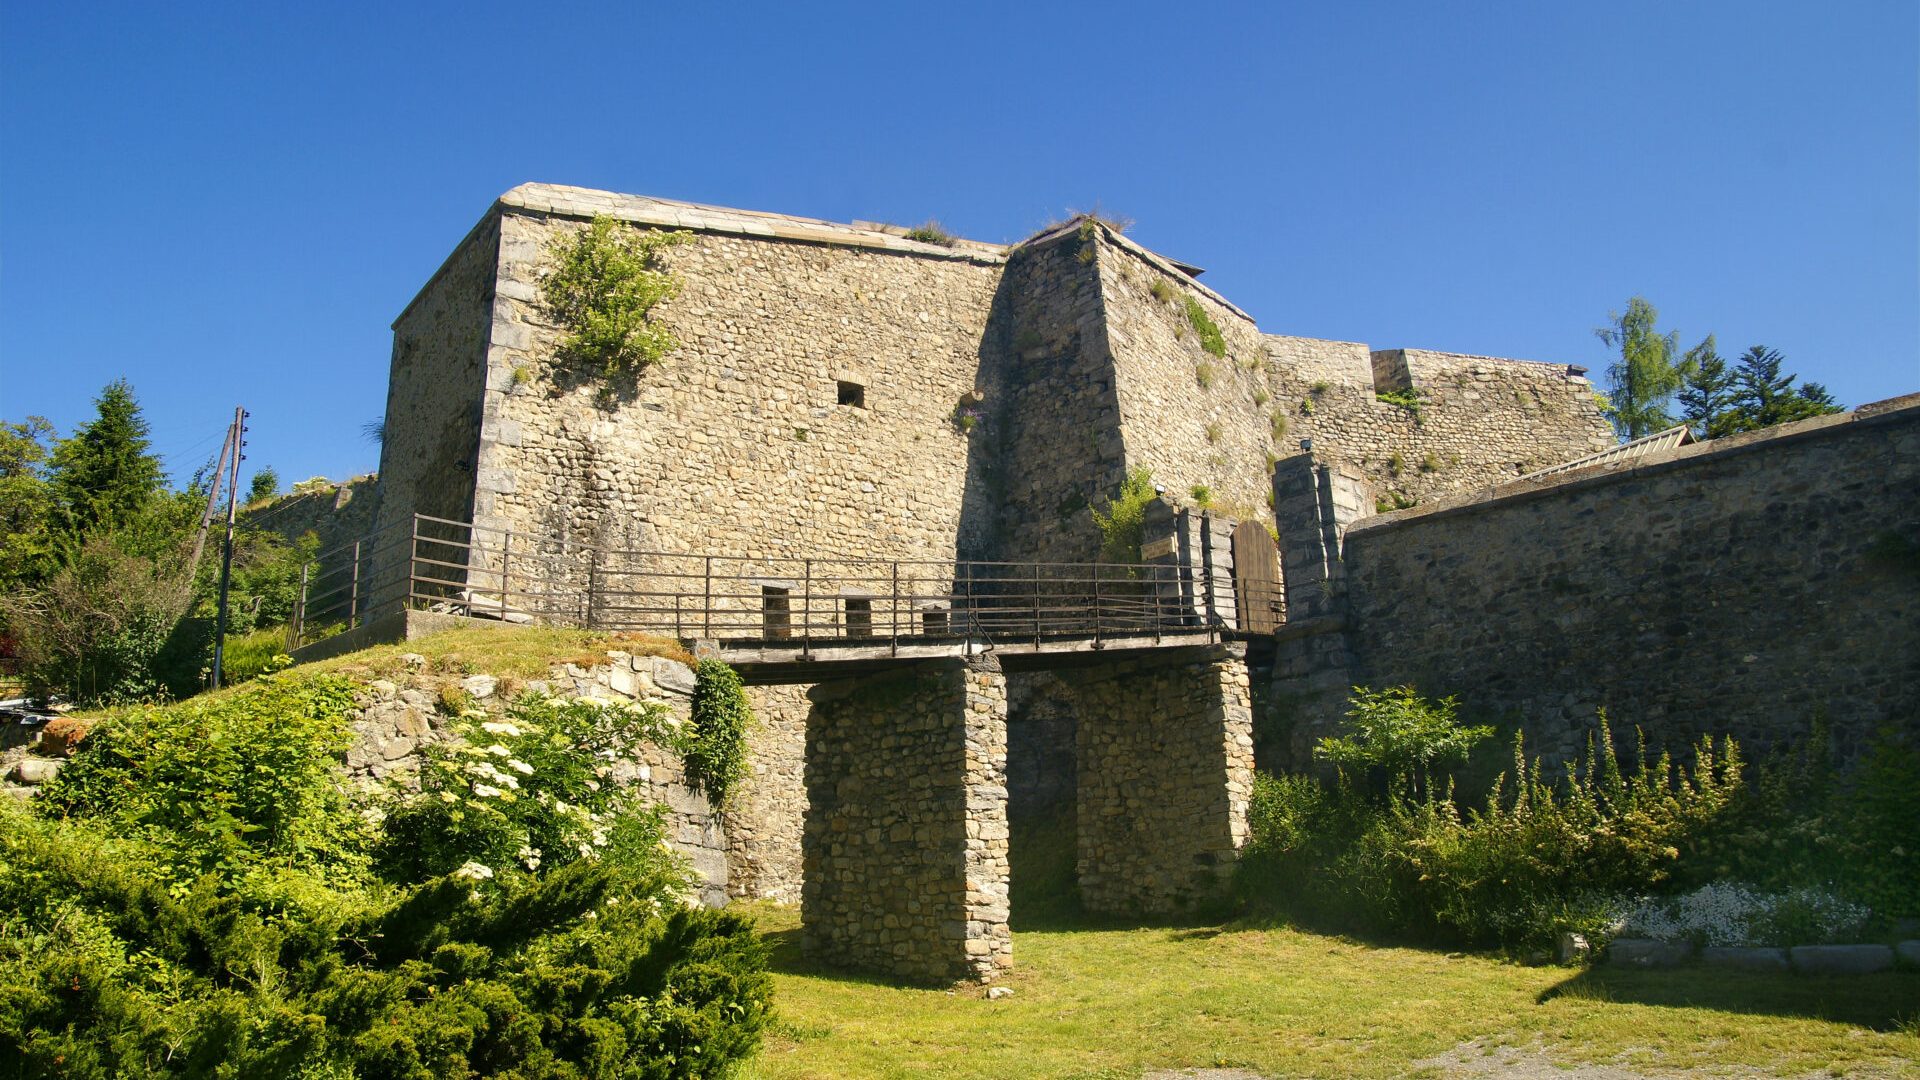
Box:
[291,513,1284,680]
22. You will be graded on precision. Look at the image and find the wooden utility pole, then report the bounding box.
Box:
[211,407,247,690]
[186,420,237,578]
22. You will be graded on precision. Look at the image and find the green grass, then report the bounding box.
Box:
[739,906,1919,1079]
[301,624,693,681]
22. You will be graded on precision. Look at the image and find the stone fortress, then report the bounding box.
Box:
[339,183,1918,982]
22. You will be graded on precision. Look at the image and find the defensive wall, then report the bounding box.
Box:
[1268,395,1920,774]
[356,183,1616,919]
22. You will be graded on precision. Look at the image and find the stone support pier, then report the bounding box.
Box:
[801,656,1011,983]
[1068,643,1254,915]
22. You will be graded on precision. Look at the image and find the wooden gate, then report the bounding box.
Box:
[1231,522,1282,633]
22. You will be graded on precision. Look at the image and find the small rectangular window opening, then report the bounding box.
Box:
[836,380,865,408]
[844,597,873,638]
[761,586,792,640]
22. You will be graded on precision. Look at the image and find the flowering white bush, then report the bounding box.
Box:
[1620,882,1869,946]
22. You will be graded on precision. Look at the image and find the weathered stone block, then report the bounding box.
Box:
[1608,938,1693,967]
[1700,946,1790,972]
[1790,945,1893,975]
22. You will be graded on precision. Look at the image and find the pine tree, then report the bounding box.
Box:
[47,380,165,544]
[1676,336,1735,438]
[1721,347,1844,433]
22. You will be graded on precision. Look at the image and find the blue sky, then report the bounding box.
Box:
[3,1,1915,489]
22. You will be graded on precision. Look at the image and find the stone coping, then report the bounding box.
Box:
[1346,392,1920,537]
[500,183,1010,263]
[1609,937,1917,976]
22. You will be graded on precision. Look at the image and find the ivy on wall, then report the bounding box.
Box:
[539,214,689,379]
[688,659,754,806]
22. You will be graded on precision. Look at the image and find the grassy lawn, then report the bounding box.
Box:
[740,903,1919,1079]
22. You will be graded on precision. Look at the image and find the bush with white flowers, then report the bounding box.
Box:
[1619,882,1870,947]
[378,690,691,886]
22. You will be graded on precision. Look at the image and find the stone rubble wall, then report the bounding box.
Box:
[1260,336,1616,509]
[1068,644,1254,916]
[474,211,1005,604]
[801,656,1011,983]
[725,683,809,902]
[341,650,732,905]
[1323,400,1920,769]
[1097,231,1279,530]
[985,228,1127,565]
[366,213,497,609]
[245,474,382,557]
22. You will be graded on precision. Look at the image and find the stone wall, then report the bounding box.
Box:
[1098,230,1278,529]
[1260,337,1616,510]
[725,684,809,902]
[1299,399,1920,770]
[246,474,382,555]
[801,656,1011,983]
[476,209,1004,579]
[1067,644,1254,916]
[985,226,1125,565]
[368,213,497,606]
[340,650,732,905]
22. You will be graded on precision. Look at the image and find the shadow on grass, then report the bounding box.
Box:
[1540,963,1920,1032]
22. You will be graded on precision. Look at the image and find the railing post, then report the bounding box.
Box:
[890,560,899,655]
[703,556,712,639]
[349,540,362,629]
[802,559,812,656]
[1032,562,1041,646]
[409,515,422,609]
[1092,562,1102,647]
[584,546,597,626]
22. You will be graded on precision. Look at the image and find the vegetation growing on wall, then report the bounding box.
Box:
[1376,387,1426,417]
[688,659,754,806]
[540,214,689,380]
[1183,297,1227,358]
[904,219,955,246]
[1090,468,1157,564]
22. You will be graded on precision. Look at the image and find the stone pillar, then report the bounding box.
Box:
[801,656,1011,983]
[1071,643,1254,916]
[1267,452,1372,772]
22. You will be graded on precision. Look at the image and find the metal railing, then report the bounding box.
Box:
[291,513,1283,652]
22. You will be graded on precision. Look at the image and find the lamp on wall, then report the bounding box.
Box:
[1299,439,1312,452]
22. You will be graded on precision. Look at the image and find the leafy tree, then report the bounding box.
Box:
[246,466,279,502]
[46,380,165,544]
[0,417,59,595]
[540,215,688,379]
[1596,297,1700,440]
[1720,346,1844,432]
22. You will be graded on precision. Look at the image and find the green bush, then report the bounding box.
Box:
[379,691,689,885]
[1182,297,1227,358]
[540,215,688,380]
[0,803,771,1079]
[1089,468,1156,564]
[687,661,753,806]
[37,672,371,890]
[219,625,293,685]
[6,672,774,1076]
[1242,691,1745,949]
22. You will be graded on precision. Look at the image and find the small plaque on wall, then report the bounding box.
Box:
[1141,537,1177,560]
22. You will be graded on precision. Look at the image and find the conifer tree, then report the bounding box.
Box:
[47,380,165,543]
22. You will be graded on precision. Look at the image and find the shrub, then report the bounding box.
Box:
[1090,468,1157,564]
[8,671,773,1077]
[1183,297,1227,358]
[688,660,753,805]
[379,690,689,885]
[1195,362,1215,389]
[1244,690,1748,949]
[37,672,371,890]
[218,624,292,685]
[1620,882,1868,947]
[1377,387,1426,416]
[1315,686,1492,801]
[904,219,955,246]
[1189,484,1214,510]
[540,215,689,380]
